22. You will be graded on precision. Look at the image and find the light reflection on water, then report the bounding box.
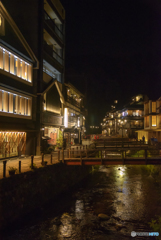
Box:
[113,166,144,220]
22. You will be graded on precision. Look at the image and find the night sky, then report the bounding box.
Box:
[61,0,161,126]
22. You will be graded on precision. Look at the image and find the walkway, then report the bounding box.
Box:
[0,152,59,179]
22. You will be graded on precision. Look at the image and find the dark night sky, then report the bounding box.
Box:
[60,0,161,125]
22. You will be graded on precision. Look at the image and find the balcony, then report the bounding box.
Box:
[67,96,81,109]
[44,11,64,42]
[43,41,64,66]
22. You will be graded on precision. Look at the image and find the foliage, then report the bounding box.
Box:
[149,216,161,239]
[47,145,55,153]
[95,151,101,158]
[56,130,63,149]
[8,167,17,172]
[129,150,151,158]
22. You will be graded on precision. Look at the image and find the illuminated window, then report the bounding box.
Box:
[0,89,31,117]
[152,116,156,126]
[152,102,156,113]
[0,46,32,83]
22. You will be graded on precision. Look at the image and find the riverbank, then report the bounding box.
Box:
[0,162,92,230]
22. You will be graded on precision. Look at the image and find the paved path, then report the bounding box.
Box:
[0,152,60,179]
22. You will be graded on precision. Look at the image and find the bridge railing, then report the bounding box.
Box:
[59,147,161,165]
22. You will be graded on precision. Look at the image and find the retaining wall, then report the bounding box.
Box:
[0,162,92,230]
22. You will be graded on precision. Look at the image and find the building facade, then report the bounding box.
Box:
[136,98,161,143]
[63,82,86,146]
[1,0,65,154]
[0,1,39,158]
[102,95,147,138]
[0,0,87,155]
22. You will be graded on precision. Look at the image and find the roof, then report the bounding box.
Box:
[0,1,39,68]
[64,82,85,97]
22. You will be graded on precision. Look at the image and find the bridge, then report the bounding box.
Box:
[59,142,161,165]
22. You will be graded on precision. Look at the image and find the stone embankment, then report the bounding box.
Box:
[0,162,91,230]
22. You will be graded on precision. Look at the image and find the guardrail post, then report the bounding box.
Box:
[19,160,21,173]
[62,149,64,163]
[41,153,44,165]
[3,160,7,178]
[101,150,103,165]
[122,151,124,165]
[86,149,88,158]
[31,155,34,169]
[80,151,82,165]
[145,149,147,164]
[58,150,60,161]
[51,154,52,164]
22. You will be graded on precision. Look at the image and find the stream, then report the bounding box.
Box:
[2,165,161,240]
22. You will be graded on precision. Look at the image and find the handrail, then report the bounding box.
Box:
[43,41,64,65]
[44,11,64,41]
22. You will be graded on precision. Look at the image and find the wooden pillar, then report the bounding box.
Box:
[69,148,71,158]
[104,140,105,148]
[3,160,7,178]
[101,150,103,165]
[62,149,64,163]
[122,151,124,165]
[41,153,44,165]
[80,151,82,165]
[58,150,60,161]
[19,160,21,173]
[67,149,69,158]
[145,149,147,164]
[86,145,87,149]
[86,149,88,158]
[51,154,52,164]
[31,155,34,168]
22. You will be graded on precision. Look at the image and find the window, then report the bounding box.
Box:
[152,102,156,113]
[152,116,156,126]
[0,46,32,83]
[0,89,31,117]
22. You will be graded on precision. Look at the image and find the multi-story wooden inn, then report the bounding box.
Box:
[0,1,39,158]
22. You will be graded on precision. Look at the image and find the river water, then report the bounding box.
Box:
[2,165,161,240]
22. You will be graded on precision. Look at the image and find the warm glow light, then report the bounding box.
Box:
[64,108,68,127]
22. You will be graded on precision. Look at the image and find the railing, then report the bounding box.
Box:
[92,140,149,148]
[1,145,161,178]
[59,147,161,166]
[1,152,61,179]
[44,11,64,41]
[43,41,64,65]
[67,95,80,108]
